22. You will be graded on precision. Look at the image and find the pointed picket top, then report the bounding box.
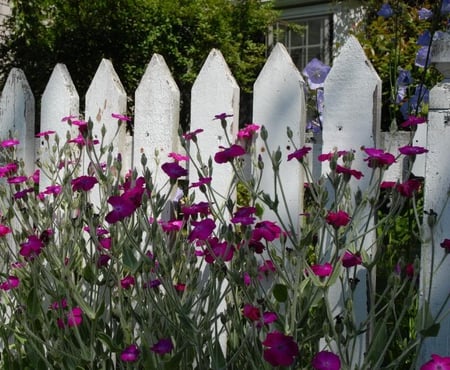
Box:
[0,68,35,175]
[419,77,450,363]
[253,42,306,230]
[134,54,180,191]
[85,59,129,171]
[190,49,240,204]
[323,35,381,189]
[39,64,80,191]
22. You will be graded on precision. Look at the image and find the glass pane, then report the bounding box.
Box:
[308,19,323,45]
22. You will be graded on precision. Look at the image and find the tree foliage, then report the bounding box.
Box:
[0,0,279,127]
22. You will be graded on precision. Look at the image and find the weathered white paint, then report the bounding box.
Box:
[190,49,240,207]
[419,35,450,364]
[0,68,35,175]
[134,54,181,192]
[380,131,411,182]
[85,59,129,174]
[39,63,80,191]
[253,42,306,233]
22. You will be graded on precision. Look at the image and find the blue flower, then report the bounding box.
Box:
[418,8,433,20]
[417,30,431,46]
[415,46,429,68]
[377,3,394,18]
[397,68,413,87]
[302,58,331,89]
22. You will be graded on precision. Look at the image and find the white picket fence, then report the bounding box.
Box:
[0,35,449,365]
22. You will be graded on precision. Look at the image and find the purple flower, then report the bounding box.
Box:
[420,354,450,370]
[401,115,427,128]
[161,162,188,179]
[214,144,246,164]
[335,165,363,180]
[262,331,299,367]
[230,206,256,226]
[310,263,333,277]
[396,179,421,197]
[189,177,212,188]
[7,176,28,184]
[188,218,216,242]
[71,175,98,192]
[415,46,430,68]
[182,128,203,141]
[181,202,210,218]
[213,113,233,120]
[19,235,45,260]
[0,276,20,291]
[120,344,140,362]
[287,146,312,161]
[342,251,362,268]
[302,58,331,89]
[204,237,234,264]
[120,275,136,289]
[252,221,282,242]
[377,3,394,18]
[105,195,137,224]
[364,148,396,168]
[312,351,341,370]
[151,338,173,355]
[418,8,433,20]
[417,30,431,46]
[97,254,111,267]
[398,145,428,156]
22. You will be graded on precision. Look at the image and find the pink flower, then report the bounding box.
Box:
[401,115,427,128]
[318,150,348,162]
[71,175,98,192]
[43,184,62,196]
[111,113,131,121]
[312,351,341,370]
[364,148,396,168]
[214,113,233,120]
[259,260,276,277]
[188,218,216,242]
[230,206,256,226]
[14,188,34,199]
[237,123,260,139]
[420,354,450,370]
[31,169,40,184]
[310,262,333,277]
[204,237,234,263]
[262,331,299,367]
[161,162,188,179]
[252,221,282,242]
[262,312,278,325]
[335,165,363,180]
[120,275,136,289]
[326,210,350,228]
[243,272,251,286]
[99,237,111,250]
[120,344,140,362]
[189,177,212,188]
[174,283,186,292]
[342,251,362,268]
[396,179,421,197]
[0,276,20,291]
[441,239,450,252]
[242,304,261,321]
[151,338,173,355]
[1,138,19,147]
[287,146,312,161]
[159,219,183,233]
[0,224,12,237]
[61,115,77,122]
[35,130,56,137]
[19,235,44,260]
[105,195,137,224]
[168,152,188,162]
[49,298,68,310]
[58,307,83,328]
[399,145,428,155]
[182,128,203,141]
[7,176,28,184]
[0,162,18,177]
[181,202,210,218]
[214,144,246,164]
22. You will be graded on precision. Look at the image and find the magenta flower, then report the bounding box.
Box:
[181,202,210,218]
[71,175,98,192]
[168,152,189,162]
[335,164,363,180]
[214,144,246,164]
[111,113,131,121]
[120,275,136,289]
[14,188,33,199]
[188,218,216,242]
[58,307,83,328]
[120,344,140,362]
[99,237,112,250]
[401,115,427,128]
[1,138,20,148]
[396,179,421,197]
[380,181,396,189]
[440,239,450,252]
[242,304,261,321]
[258,260,276,277]
[35,130,56,137]
[364,148,396,168]
[252,221,282,242]
[159,219,183,233]
[182,128,204,141]
[0,276,20,291]
[262,331,299,367]
[342,251,362,268]
[151,338,173,355]
[0,162,18,177]
[243,272,251,286]
[189,177,212,188]
[43,184,62,196]
[7,176,28,184]
[318,150,348,162]
[310,262,333,277]
[214,113,233,120]
[0,224,12,237]
[204,237,234,263]
[399,145,428,156]
[237,123,260,139]
[287,146,312,161]
[68,133,99,146]
[161,162,188,179]
[31,169,40,184]
[19,235,44,259]
[231,206,256,225]
[97,254,111,268]
[420,354,450,370]
[49,298,68,311]
[263,312,278,325]
[312,351,341,370]
[326,210,350,228]
[105,195,137,224]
